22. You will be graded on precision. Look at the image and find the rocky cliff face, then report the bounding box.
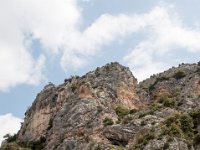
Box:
[1,62,200,150]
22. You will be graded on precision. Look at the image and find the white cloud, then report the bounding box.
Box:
[0,114,22,145]
[123,6,200,81]
[1,0,200,90]
[0,0,48,91]
[0,47,45,91]
[2,0,157,75]
[0,0,81,91]
[60,14,144,70]
[60,5,200,81]
[124,41,170,81]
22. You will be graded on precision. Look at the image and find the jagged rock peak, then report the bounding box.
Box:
[12,62,143,150]
[3,62,200,150]
[92,62,133,76]
[64,62,136,84]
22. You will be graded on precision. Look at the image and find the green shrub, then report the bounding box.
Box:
[149,83,156,92]
[157,95,176,108]
[122,115,133,124]
[129,109,137,114]
[198,61,200,66]
[134,131,155,149]
[163,113,183,137]
[95,67,100,72]
[158,76,170,81]
[194,133,200,145]
[115,106,129,119]
[1,142,31,150]
[196,67,200,75]
[163,142,170,150]
[71,85,76,92]
[163,113,195,139]
[179,114,193,133]
[177,101,183,106]
[148,76,169,92]
[116,119,121,124]
[164,114,179,127]
[103,117,114,126]
[163,98,176,107]
[157,95,168,103]
[159,110,200,145]
[28,136,46,150]
[96,144,102,150]
[148,103,160,111]
[138,103,161,119]
[169,124,183,137]
[141,120,146,126]
[138,110,149,118]
[17,136,46,149]
[173,71,186,79]
[4,134,17,143]
[189,107,200,128]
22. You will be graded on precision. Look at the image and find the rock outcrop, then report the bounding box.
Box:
[1,62,200,150]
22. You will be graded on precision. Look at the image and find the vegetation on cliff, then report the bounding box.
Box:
[1,61,200,150]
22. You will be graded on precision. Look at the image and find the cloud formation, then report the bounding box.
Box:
[1,0,200,91]
[60,4,200,80]
[0,114,22,145]
[0,0,47,91]
[123,6,200,80]
[0,0,81,91]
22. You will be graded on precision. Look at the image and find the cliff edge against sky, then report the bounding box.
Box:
[1,62,200,150]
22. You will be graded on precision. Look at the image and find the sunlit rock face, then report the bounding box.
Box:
[2,62,200,150]
[16,62,144,149]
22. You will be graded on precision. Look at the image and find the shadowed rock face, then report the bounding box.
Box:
[2,62,200,150]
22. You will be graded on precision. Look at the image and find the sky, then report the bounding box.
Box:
[0,0,200,144]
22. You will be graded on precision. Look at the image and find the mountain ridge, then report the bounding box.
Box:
[1,61,200,150]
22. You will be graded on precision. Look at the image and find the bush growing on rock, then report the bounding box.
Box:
[27,136,46,149]
[148,76,170,92]
[122,115,133,124]
[0,142,31,150]
[138,104,159,118]
[168,124,183,137]
[194,133,200,145]
[138,110,150,118]
[96,144,102,150]
[115,105,129,119]
[163,113,194,139]
[173,71,186,79]
[163,98,176,107]
[179,114,193,134]
[196,67,200,75]
[4,134,17,143]
[5,62,200,149]
[129,109,137,114]
[132,130,155,149]
[103,117,114,126]
[189,107,200,128]
[157,95,176,108]
[164,113,180,127]
[163,142,170,150]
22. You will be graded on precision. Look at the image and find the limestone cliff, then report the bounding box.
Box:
[1,62,200,150]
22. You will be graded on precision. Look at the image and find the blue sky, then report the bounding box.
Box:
[0,0,200,143]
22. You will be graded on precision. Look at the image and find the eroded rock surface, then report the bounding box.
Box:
[2,62,200,150]
[16,62,144,149]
